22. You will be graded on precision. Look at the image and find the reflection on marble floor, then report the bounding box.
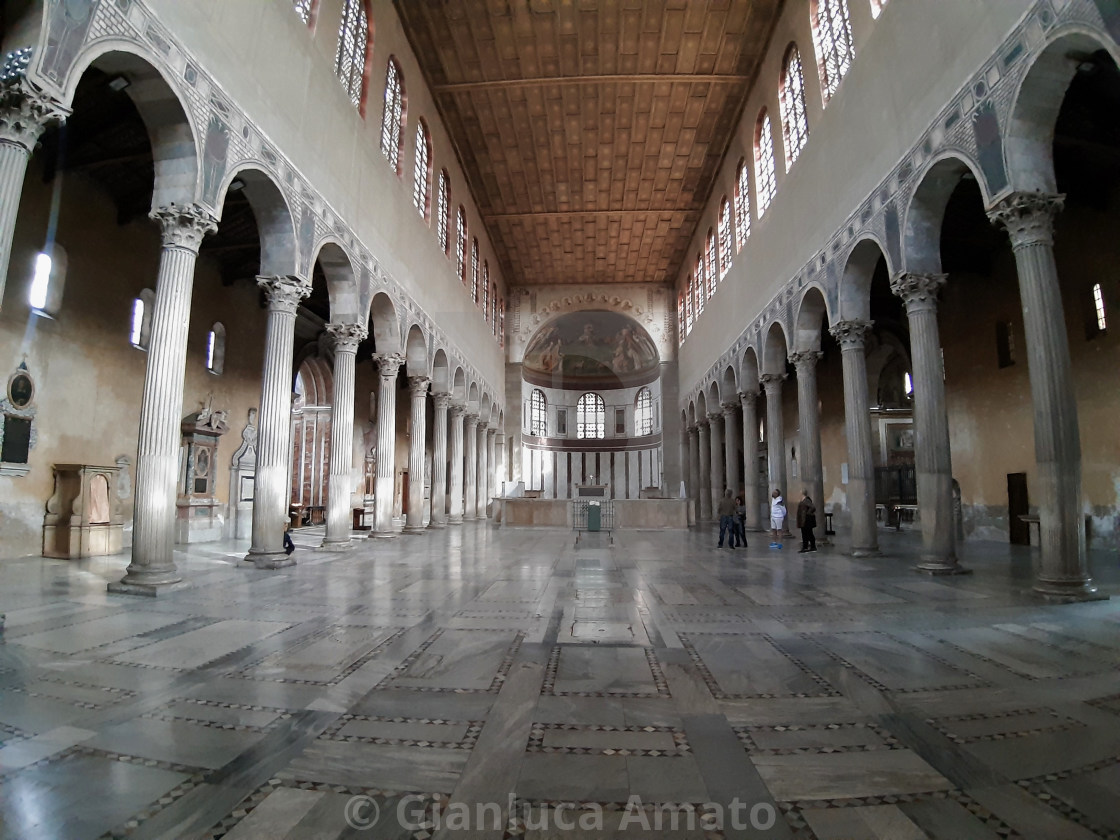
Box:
[1,525,1119,839]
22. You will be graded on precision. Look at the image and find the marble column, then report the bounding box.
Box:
[111,205,217,594]
[760,374,788,500]
[495,432,506,496]
[448,405,465,524]
[697,420,712,521]
[0,78,68,310]
[739,391,763,531]
[404,376,430,533]
[707,412,725,507]
[246,276,311,568]
[687,425,701,524]
[790,350,825,537]
[371,353,404,538]
[463,414,478,521]
[486,429,498,516]
[890,272,963,573]
[722,403,740,499]
[830,320,879,556]
[989,193,1099,600]
[322,323,366,550]
[429,393,450,528]
[679,426,690,499]
[476,424,489,519]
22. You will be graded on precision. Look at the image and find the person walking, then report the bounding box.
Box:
[734,495,747,549]
[717,489,737,548]
[769,489,787,549]
[796,490,817,553]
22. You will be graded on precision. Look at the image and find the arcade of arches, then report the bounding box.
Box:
[1,2,1120,838]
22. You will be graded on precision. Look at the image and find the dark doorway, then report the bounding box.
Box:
[1007,473,1030,545]
[402,470,410,516]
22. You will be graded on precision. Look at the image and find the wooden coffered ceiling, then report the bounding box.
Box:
[394,0,784,286]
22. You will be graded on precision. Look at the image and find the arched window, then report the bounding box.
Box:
[1092,283,1108,332]
[812,0,855,103]
[635,388,654,436]
[529,389,547,436]
[334,0,370,111]
[706,230,717,297]
[482,259,489,315]
[455,207,467,282]
[576,393,605,440]
[734,160,751,251]
[498,299,505,348]
[28,246,66,317]
[718,198,732,279]
[695,254,705,315]
[491,282,499,334]
[129,289,154,350]
[293,0,317,26]
[779,44,810,170]
[677,292,685,345]
[869,0,889,20]
[470,238,480,302]
[380,57,405,172]
[755,110,777,217]
[685,275,694,334]
[206,323,226,375]
[413,121,431,220]
[437,170,450,254]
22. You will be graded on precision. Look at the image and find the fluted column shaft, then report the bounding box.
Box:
[113,205,217,593]
[372,353,404,537]
[708,412,725,506]
[687,425,701,523]
[486,429,498,516]
[990,193,1098,599]
[463,415,478,521]
[679,426,689,498]
[761,374,788,501]
[0,79,68,309]
[448,406,465,524]
[891,273,961,572]
[697,421,712,520]
[405,377,430,533]
[739,391,762,531]
[322,324,366,548]
[790,351,825,532]
[476,424,489,519]
[429,394,450,528]
[722,404,739,499]
[496,433,506,495]
[831,321,878,555]
[246,277,311,567]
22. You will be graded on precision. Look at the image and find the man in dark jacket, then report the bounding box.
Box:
[717,490,737,548]
[796,490,817,553]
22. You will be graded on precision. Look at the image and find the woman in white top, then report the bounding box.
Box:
[769,489,786,549]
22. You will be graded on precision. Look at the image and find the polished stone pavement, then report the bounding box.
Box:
[0,524,1118,839]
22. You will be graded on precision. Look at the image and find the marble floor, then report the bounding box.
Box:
[0,524,1118,839]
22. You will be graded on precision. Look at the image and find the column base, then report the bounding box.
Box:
[403,524,427,534]
[428,521,448,529]
[370,531,399,539]
[914,558,971,576]
[448,515,464,525]
[319,539,353,552]
[106,577,188,600]
[246,550,295,570]
[1033,578,1108,603]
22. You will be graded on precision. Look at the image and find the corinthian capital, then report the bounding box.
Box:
[759,372,786,393]
[890,272,946,314]
[988,191,1064,249]
[408,376,431,397]
[326,321,367,352]
[721,402,738,417]
[258,275,311,314]
[150,204,218,252]
[433,392,452,411]
[464,412,479,427]
[372,352,404,380]
[0,75,69,152]
[830,319,873,351]
[738,390,757,407]
[788,350,823,374]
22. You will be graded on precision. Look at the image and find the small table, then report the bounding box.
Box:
[352,507,372,530]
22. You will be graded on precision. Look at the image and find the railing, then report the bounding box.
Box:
[572,499,615,532]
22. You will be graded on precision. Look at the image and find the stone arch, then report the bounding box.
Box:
[216,165,298,277]
[794,286,829,352]
[695,390,708,420]
[368,291,402,353]
[60,46,199,210]
[404,323,428,377]
[1005,26,1120,194]
[902,153,989,275]
[308,240,359,324]
[432,348,450,394]
[452,366,466,402]
[706,382,721,417]
[480,393,492,426]
[467,382,480,413]
[838,236,892,322]
[740,346,760,390]
[719,365,737,405]
[761,321,790,376]
[687,401,697,427]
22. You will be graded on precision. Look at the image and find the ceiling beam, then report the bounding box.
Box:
[483,208,693,220]
[433,73,749,94]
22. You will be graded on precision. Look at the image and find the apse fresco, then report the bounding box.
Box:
[523,311,659,387]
